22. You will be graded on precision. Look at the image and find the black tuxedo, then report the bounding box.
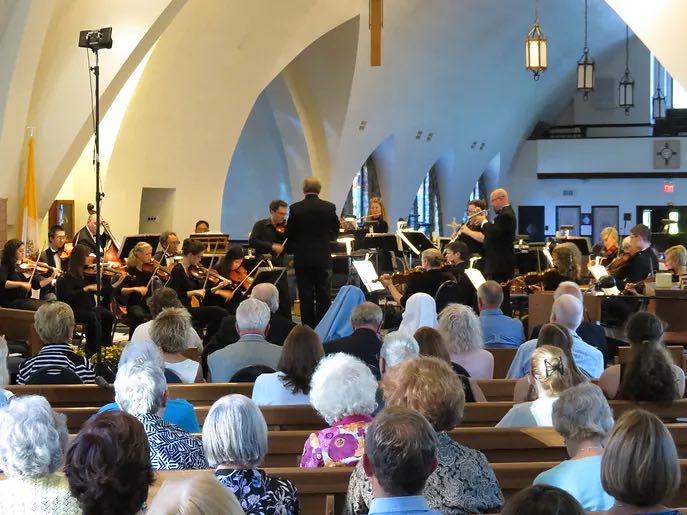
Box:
[73,226,110,255]
[285,194,340,326]
[615,247,659,289]
[38,247,64,300]
[201,312,296,376]
[483,205,516,281]
[324,328,382,370]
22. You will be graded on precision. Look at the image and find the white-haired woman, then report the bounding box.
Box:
[300,353,377,467]
[438,303,493,378]
[534,383,615,511]
[150,307,203,383]
[203,395,298,514]
[0,395,81,514]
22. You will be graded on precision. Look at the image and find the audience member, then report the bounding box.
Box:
[501,485,585,515]
[203,394,299,514]
[114,358,207,469]
[208,298,282,382]
[477,280,525,347]
[65,411,154,515]
[498,346,573,427]
[601,409,681,515]
[325,301,383,369]
[530,281,608,362]
[147,474,243,515]
[374,331,421,414]
[599,311,685,400]
[362,408,441,515]
[438,303,494,378]
[0,336,14,403]
[99,340,200,432]
[17,301,95,384]
[151,307,203,383]
[346,357,503,514]
[202,283,296,372]
[301,353,377,467]
[131,287,203,348]
[398,292,437,335]
[414,326,486,402]
[0,395,80,514]
[513,323,587,403]
[507,294,603,379]
[315,285,366,342]
[534,383,615,511]
[252,325,323,405]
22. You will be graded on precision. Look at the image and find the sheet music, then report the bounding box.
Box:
[352,260,386,292]
[588,264,608,281]
[542,247,554,267]
[464,268,486,290]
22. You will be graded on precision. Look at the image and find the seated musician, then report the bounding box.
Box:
[73,213,111,255]
[55,244,118,357]
[118,241,159,339]
[365,197,389,233]
[614,224,659,291]
[166,238,229,343]
[194,220,210,233]
[208,246,248,313]
[592,226,619,265]
[39,224,69,300]
[442,240,476,306]
[380,248,454,308]
[547,242,582,290]
[0,239,55,310]
[664,245,687,280]
[153,231,181,268]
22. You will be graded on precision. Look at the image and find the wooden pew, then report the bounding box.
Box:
[487,348,518,379]
[476,379,517,402]
[0,307,42,356]
[7,382,254,408]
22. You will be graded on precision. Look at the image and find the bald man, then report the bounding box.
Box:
[482,189,516,282]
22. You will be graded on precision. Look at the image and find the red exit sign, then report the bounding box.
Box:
[664,183,675,193]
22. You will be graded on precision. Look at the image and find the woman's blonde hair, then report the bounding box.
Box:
[368,196,388,221]
[127,241,152,268]
[552,242,582,281]
[665,245,687,268]
[601,409,680,507]
[536,323,586,386]
[146,474,243,515]
[530,345,573,397]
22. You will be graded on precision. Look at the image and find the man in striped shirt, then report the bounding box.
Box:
[17,302,95,384]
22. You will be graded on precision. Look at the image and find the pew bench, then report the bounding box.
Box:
[0,307,42,356]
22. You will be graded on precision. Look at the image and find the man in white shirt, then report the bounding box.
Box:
[507,294,604,379]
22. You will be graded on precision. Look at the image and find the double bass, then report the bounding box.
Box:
[86,203,123,266]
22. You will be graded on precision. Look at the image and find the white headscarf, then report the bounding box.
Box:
[398,292,437,336]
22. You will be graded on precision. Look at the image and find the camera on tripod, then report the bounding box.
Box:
[78,27,113,51]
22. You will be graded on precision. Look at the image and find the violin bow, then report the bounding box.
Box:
[24,241,46,297]
[145,244,169,291]
[275,238,288,258]
[233,259,264,293]
[201,241,220,292]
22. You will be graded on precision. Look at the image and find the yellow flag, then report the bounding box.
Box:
[17,136,39,256]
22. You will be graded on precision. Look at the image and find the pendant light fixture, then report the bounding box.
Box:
[525,0,547,80]
[653,60,667,120]
[618,25,634,115]
[577,0,594,99]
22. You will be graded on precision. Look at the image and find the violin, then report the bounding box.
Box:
[141,260,171,281]
[228,265,254,292]
[16,259,62,277]
[275,221,286,234]
[606,252,632,276]
[502,268,562,294]
[58,243,74,260]
[84,263,127,278]
[188,264,234,287]
[381,266,424,286]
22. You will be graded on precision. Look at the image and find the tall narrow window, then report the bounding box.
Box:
[343,158,381,220]
[409,166,442,236]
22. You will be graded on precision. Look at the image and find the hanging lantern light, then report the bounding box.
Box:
[618,25,634,115]
[653,60,667,120]
[577,0,594,99]
[525,0,547,80]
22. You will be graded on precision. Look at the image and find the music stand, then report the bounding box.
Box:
[397,230,437,256]
[119,234,160,259]
[557,236,591,255]
[246,267,287,295]
[360,233,399,273]
[190,233,230,255]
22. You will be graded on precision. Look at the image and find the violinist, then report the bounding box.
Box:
[442,240,477,306]
[592,226,619,265]
[206,246,248,312]
[614,224,658,290]
[117,242,159,338]
[452,199,488,259]
[153,231,181,268]
[74,213,111,255]
[38,224,69,300]
[55,244,116,357]
[380,248,454,308]
[364,197,389,233]
[664,245,687,280]
[249,200,291,319]
[166,238,229,343]
[0,239,54,310]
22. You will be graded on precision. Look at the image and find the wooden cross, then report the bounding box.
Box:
[370,0,383,66]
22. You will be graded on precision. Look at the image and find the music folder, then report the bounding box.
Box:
[352,260,386,293]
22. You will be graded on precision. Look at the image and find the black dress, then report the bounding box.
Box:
[167,263,228,344]
[56,272,114,357]
[117,266,155,338]
[0,265,44,310]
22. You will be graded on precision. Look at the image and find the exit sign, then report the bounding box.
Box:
[664,183,675,193]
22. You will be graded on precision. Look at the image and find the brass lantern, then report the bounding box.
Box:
[525,0,547,80]
[618,26,634,114]
[577,0,594,99]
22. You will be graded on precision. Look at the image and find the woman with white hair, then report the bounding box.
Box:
[114,358,207,470]
[534,383,615,511]
[398,292,437,335]
[438,303,493,378]
[150,307,203,383]
[98,340,201,432]
[0,395,81,514]
[203,395,298,514]
[300,353,378,467]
